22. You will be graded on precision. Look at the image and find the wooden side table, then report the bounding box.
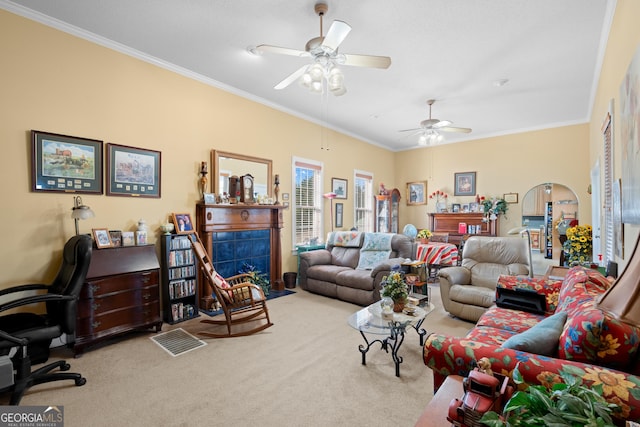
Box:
[415,375,463,427]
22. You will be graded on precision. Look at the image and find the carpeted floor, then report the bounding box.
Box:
[1,282,472,427]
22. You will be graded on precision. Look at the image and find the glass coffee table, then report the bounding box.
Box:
[347,301,434,377]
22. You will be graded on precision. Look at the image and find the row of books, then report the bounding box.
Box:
[170,236,192,250]
[168,278,196,300]
[168,265,196,280]
[168,249,194,267]
[171,302,196,322]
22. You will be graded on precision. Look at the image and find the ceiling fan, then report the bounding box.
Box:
[399,99,472,145]
[253,2,391,96]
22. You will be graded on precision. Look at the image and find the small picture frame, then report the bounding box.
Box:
[203,192,216,204]
[92,228,113,249]
[462,204,470,213]
[331,178,348,199]
[136,230,148,245]
[469,202,479,213]
[172,212,195,234]
[335,202,343,228]
[109,230,122,247]
[122,231,135,246]
[406,181,427,205]
[504,192,519,204]
[452,203,461,213]
[454,172,476,196]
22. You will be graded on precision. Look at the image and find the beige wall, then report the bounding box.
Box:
[589,0,640,272]
[1,1,638,289]
[395,124,591,236]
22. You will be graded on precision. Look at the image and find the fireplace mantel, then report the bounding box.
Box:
[195,203,285,310]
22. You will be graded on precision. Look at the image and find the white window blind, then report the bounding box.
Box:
[293,158,323,246]
[354,170,373,232]
[603,112,613,262]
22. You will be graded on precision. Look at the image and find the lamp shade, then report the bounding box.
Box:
[597,234,640,328]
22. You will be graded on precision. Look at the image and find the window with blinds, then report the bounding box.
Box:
[293,158,323,246]
[354,170,373,232]
[603,111,613,262]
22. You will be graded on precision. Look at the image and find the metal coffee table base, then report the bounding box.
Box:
[358,319,426,377]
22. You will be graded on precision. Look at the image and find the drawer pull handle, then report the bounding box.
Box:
[92,303,100,311]
[91,284,100,293]
[92,321,101,328]
[143,293,151,300]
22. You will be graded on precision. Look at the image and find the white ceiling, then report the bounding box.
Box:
[2,0,614,151]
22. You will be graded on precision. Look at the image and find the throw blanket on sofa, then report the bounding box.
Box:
[327,231,363,247]
[357,233,393,270]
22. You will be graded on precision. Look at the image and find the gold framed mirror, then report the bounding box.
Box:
[211,150,272,198]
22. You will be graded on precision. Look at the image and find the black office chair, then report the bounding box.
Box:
[0,234,92,405]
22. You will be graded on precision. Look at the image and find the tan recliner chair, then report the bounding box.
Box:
[438,236,530,322]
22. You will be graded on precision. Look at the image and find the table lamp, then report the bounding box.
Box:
[508,226,533,278]
[598,234,640,327]
[71,196,95,235]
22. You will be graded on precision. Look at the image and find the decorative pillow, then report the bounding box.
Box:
[501,311,567,356]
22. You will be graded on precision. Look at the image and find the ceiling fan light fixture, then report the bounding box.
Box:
[418,134,428,146]
[328,66,346,95]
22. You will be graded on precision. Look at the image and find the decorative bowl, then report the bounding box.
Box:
[160,222,175,234]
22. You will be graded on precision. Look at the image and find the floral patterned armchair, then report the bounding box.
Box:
[424,266,640,423]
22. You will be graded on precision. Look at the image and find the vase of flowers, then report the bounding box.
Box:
[417,228,433,244]
[381,268,409,312]
[429,190,449,212]
[563,224,593,266]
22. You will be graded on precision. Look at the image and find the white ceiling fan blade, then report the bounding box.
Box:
[322,20,351,53]
[439,126,472,133]
[398,127,421,133]
[255,44,310,58]
[342,53,391,69]
[432,120,453,128]
[274,65,308,90]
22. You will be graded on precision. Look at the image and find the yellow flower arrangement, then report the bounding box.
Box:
[563,224,593,266]
[417,229,432,240]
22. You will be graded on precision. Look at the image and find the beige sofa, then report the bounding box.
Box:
[298,231,413,306]
[438,236,529,322]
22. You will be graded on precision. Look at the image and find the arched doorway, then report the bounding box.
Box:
[522,183,579,273]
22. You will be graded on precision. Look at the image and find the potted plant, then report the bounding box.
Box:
[381,269,409,312]
[480,365,620,427]
[417,228,433,244]
[239,263,270,296]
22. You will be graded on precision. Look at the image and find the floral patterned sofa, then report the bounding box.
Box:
[423,266,640,423]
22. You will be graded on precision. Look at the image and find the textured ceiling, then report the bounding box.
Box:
[1,0,614,151]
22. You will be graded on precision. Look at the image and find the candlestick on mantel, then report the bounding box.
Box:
[274,174,280,205]
[199,161,208,199]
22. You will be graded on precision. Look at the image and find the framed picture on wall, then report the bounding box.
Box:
[107,143,161,198]
[406,181,427,205]
[454,172,476,196]
[335,202,343,228]
[332,178,348,199]
[31,130,103,194]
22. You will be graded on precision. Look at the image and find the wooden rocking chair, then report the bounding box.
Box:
[190,233,273,338]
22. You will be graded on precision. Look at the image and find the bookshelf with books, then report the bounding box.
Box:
[161,234,200,324]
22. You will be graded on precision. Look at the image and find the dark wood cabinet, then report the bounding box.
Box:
[428,213,498,245]
[375,188,401,233]
[74,245,162,355]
